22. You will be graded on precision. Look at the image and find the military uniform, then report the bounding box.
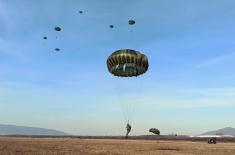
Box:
[126,123,131,138]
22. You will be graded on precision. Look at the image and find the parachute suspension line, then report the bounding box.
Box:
[129,81,137,125]
[113,82,130,124]
[129,76,144,125]
[114,82,138,125]
[116,79,141,125]
[116,89,126,122]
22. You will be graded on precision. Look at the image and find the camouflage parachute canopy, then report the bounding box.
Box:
[109,25,114,28]
[54,26,62,31]
[208,138,217,144]
[149,128,160,135]
[128,19,135,25]
[107,49,148,77]
[54,48,60,51]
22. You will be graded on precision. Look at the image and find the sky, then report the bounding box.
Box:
[0,0,235,136]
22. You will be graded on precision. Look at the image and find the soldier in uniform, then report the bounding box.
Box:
[126,122,131,139]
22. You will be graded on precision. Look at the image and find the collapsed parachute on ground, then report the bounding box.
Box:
[208,138,216,144]
[54,26,62,31]
[128,19,135,25]
[149,128,160,135]
[107,49,148,77]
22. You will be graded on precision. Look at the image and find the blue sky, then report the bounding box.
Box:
[1,0,235,135]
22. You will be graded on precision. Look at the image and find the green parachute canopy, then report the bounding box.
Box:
[54,26,62,31]
[54,48,60,51]
[128,19,135,25]
[109,25,114,28]
[107,49,148,77]
[149,128,160,135]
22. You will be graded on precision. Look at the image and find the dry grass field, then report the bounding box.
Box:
[0,137,235,155]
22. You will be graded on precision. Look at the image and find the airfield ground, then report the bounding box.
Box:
[0,137,235,155]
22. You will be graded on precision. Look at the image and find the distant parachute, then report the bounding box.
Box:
[54,26,62,31]
[54,48,60,51]
[43,37,47,39]
[109,25,114,28]
[107,49,148,77]
[128,19,135,25]
[208,138,217,144]
[149,128,160,135]
[76,10,83,14]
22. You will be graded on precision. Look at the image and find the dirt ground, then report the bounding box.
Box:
[0,137,235,155]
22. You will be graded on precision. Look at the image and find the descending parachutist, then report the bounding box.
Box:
[54,48,60,52]
[106,49,148,138]
[128,19,135,25]
[76,10,83,14]
[126,122,131,139]
[54,26,62,31]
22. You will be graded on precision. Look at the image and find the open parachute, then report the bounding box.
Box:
[149,128,160,135]
[107,49,148,77]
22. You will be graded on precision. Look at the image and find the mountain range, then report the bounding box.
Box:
[0,124,234,136]
[200,127,235,136]
[0,124,69,136]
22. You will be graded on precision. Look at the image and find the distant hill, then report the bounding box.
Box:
[201,127,235,136]
[0,124,69,136]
